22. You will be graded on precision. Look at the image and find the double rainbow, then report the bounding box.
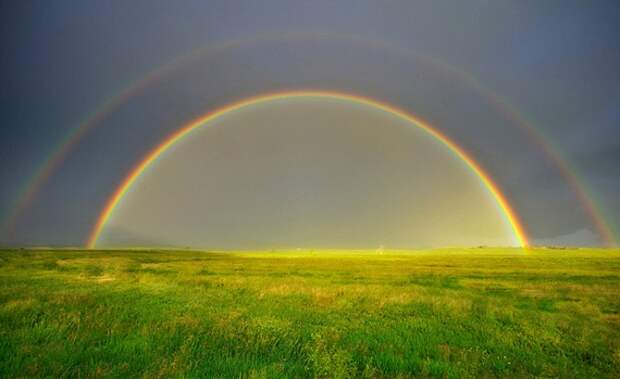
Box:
[3,33,614,246]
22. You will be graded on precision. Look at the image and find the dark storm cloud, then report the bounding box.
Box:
[1,1,619,246]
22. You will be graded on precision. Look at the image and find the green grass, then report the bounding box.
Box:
[0,248,619,378]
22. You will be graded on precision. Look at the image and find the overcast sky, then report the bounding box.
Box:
[1,1,618,247]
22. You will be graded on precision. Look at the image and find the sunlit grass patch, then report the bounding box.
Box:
[0,247,619,377]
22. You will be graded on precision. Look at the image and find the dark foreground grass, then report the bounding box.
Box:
[0,248,619,378]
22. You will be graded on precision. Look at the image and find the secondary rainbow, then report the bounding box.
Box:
[87,91,529,248]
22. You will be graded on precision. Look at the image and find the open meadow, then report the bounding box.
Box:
[1,248,619,378]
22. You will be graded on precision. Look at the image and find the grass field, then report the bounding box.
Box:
[0,248,619,378]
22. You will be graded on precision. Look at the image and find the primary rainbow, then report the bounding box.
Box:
[87,90,529,248]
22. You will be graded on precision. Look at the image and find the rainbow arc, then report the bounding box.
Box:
[87,91,529,248]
